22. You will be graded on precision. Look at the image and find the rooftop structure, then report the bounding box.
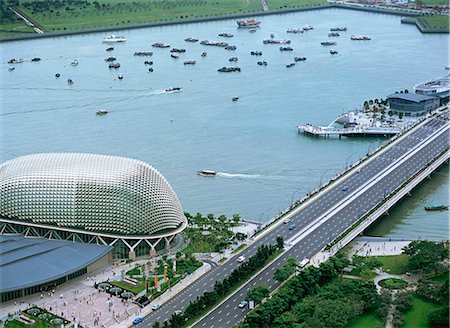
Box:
[414,76,450,105]
[0,153,187,259]
[387,93,441,116]
[0,234,111,302]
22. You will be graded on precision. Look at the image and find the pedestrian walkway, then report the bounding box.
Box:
[0,258,210,328]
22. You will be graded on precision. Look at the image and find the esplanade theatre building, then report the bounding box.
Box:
[0,153,187,259]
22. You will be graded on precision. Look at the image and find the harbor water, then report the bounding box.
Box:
[1,8,448,240]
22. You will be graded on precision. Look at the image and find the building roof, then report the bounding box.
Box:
[414,76,450,93]
[0,235,111,293]
[387,93,437,103]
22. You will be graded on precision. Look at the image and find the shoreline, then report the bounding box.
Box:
[1,3,445,43]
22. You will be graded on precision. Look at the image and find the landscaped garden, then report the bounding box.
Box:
[5,307,69,328]
[378,278,408,290]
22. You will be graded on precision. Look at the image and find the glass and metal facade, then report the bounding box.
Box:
[0,153,187,258]
[387,93,440,116]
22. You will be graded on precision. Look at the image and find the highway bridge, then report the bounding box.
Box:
[142,111,449,328]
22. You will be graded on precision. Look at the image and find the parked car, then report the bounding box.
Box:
[174,310,182,316]
[237,256,246,263]
[342,185,349,191]
[289,223,296,230]
[238,300,248,308]
[133,317,144,324]
[152,303,161,310]
[283,218,291,224]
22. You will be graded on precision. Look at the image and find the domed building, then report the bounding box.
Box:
[0,153,187,259]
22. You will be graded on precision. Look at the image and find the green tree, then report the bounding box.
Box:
[246,284,270,303]
[273,257,298,282]
[276,236,284,250]
[403,241,448,274]
[152,322,161,328]
[232,214,241,224]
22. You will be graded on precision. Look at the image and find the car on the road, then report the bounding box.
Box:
[342,185,349,191]
[288,223,296,230]
[237,255,246,262]
[283,218,291,224]
[238,300,248,308]
[174,310,182,316]
[133,317,144,324]
[151,303,161,310]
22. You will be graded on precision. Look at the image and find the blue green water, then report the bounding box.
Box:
[1,8,448,239]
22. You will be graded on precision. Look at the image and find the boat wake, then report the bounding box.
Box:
[217,172,263,179]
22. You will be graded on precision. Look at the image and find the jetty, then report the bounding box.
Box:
[297,124,401,138]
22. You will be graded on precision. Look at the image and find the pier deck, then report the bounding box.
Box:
[298,123,401,138]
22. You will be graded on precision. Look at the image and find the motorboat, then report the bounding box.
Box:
[183,60,196,65]
[70,58,79,66]
[237,19,261,28]
[249,29,257,33]
[108,62,120,69]
[31,57,41,62]
[8,67,15,71]
[328,32,340,37]
[105,56,116,62]
[218,32,234,37]
[170,48,186,53]
[144,60,153,65]
[287,28,303,34]
[232,97,239,101]
[152,42,170,48]
[201,52,207,57]
[55,73,60,78]
[106,47,114,51]
[96,109,108,115]
[424,205,448,211]
[224,45,237,50]
[8,58,24,64]
[67,79,74,85]
[185,37,199,42]
[279,46,293,51]
[134,51,153,56]
[286,62,295,68]
[171,53,180,59]
[197,170,217,177]
[102,35,126,43]
[257,61,268,66]
[118,74,123,79]
[165,87,183,93]
[351,35,371,40]
[321,40,337,46]
[263,39,291,44]
[218,67,241,72]
[200,40,228,47]
[229,57,238,62]
[331,27,347,31]
[294,57,307,62]
[303,25,314,30]
[330,49,338,55]
[250,51,262,56]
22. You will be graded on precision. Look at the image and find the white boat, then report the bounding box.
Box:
[197,170,217,177]
[96,109,108,115]
[237,19,261,28]
[70,58,79,66]
[171,53,180,59]
[102,35,127,43]
[165,87,183,93]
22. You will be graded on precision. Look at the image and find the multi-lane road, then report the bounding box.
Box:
[142,112,449,327]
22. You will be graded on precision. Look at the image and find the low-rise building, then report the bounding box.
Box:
[387,93,440,116]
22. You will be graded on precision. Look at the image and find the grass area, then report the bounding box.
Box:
[418,15,449,30]
[401,295,441,328]
[374,254,409,275]
[10,0,260,33]
[346,310,384,328]
[109,278,146,294]
[5,317,51,328]
[379,278,408,290]
[219,257,228,264]
[232,243,248,254]
[420,0,450,5]
[0,22,35,38]
[268,0,327,9]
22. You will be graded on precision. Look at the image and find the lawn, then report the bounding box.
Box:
[418,15,449,30]
[12,0,261,32]
[109,278,146,294]
[346,310,384,328]
[401,295,441,328]
[421,0,450,5]
[0,22,35,38]
[267,0,328,9]
[374,254,409,275]
[379,278,408,290]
